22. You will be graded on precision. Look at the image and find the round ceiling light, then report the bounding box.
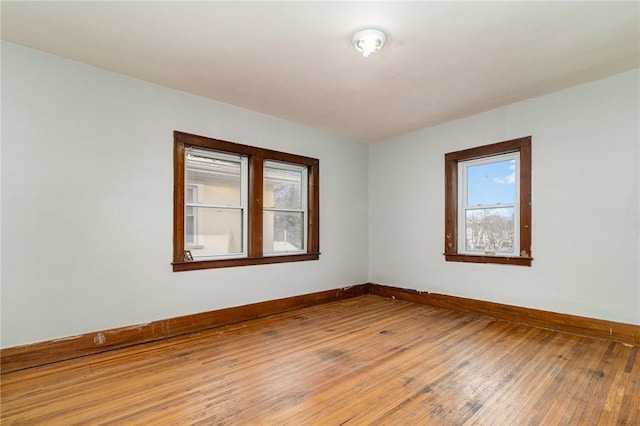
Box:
[352,28,387,57]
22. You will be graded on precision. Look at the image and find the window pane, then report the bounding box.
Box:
[263,211,304,252]
[467,159,516,206]
[186,154,241,206]
[185,208,195,245]
[185,186,196,204]
[264,167,302,210]
[465,208,514,253]
[186,207,244,257]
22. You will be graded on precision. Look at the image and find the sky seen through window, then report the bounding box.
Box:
[467,159,516,206]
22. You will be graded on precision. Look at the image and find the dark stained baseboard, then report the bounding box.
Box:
[0,284,368,374]
[367,283,640,347]
[3,282,639,374]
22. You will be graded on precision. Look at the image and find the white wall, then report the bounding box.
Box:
[0,42,369,348]
[2,41,638,350]
[370,69,640,325]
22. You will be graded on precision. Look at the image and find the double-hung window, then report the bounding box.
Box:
[263,161,308,255]
[459,152,519,256]
[445,136,532,266]
[184,148,248,258]
[173,131,319,271]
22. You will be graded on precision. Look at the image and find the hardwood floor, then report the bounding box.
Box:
[1,295,638,425]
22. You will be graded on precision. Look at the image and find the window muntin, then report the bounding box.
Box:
[459,153,520,256]
[444,136,531,266]
[173,131,320,271]
[263,161,308,255]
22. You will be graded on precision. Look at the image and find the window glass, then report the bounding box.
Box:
[186,154,242,206]
[263,211,304,252]
[263,167,303,210]
[185,208,196,245]
[185,185,197,246]
[466,159,516,206]
[465,207,515,253]
[189,208,244,257]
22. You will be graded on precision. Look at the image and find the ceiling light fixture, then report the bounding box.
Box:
[352,28,387,57]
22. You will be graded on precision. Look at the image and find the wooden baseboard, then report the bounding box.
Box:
[367,283,640,346]
[3,282,638,374]
[0,284,368,374]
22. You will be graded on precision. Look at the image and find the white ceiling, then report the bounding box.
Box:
[2,1,639,143]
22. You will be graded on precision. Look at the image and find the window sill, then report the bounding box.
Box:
[173,253,320,271]
[444,253,532,266]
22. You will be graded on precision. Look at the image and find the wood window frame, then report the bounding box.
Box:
[444,136,532,266]
[173,131,320,271]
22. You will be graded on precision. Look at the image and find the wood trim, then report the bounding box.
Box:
[249,154,264,258]
[307,161,320,254]
[5,282,636,373]
[444,254,532,266]
[444,152,457,253]
[172,253,320,271]
[444,137,529,162]
[172,135,186,263]
[519,138,532,257]
[174,131,322,162]
[367,283,640,346]
[0,284,367,374]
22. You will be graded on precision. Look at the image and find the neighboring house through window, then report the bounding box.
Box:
[173,131,320,271]
[184,183,204,248]
[444,136,532,266]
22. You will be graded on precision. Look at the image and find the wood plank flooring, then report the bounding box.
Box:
[1,295,638,425]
